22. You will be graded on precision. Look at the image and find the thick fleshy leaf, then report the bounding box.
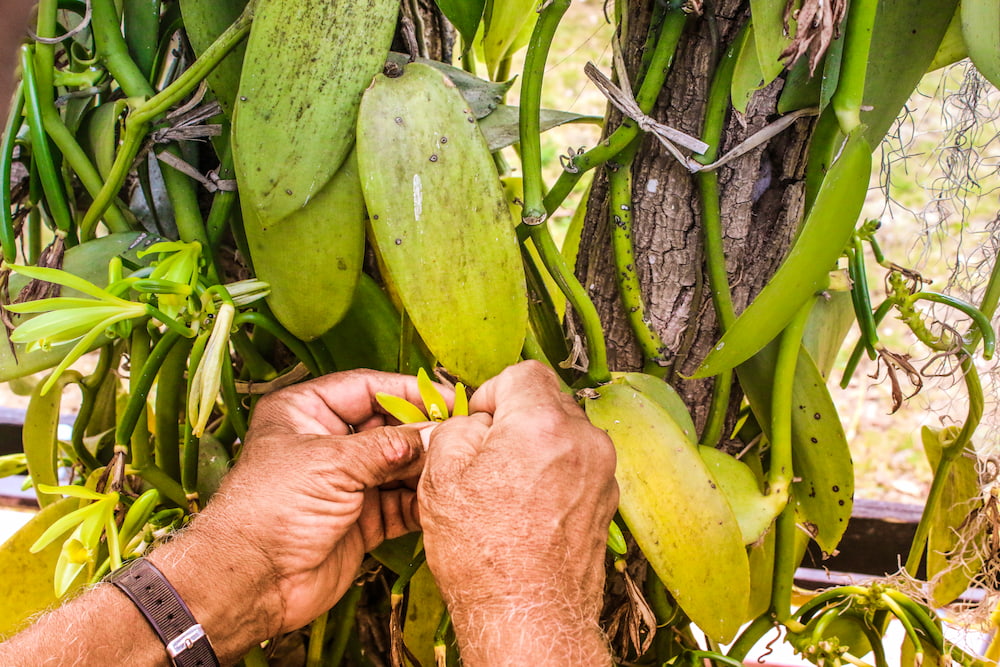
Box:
[738,343,854,555]
[0,498,78,635]
[585,382,750,643]
[962,0,1000,89]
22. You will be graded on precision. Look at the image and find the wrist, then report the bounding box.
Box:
[444,586,612,667]
[146,506,283,663]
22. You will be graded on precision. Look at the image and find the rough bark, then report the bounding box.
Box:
[577,1,815,435]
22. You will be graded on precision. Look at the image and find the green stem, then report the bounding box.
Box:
[840,299,891,388]
[770,503,801,625]
[27,166,41,263]
[307,339,336,376]
[909,291,995,359]
[768,300,814,498]
[831,0,878,133]
[19,46,74,237]
[205,143,237,249]
[695,29,743,445]
[699,368,732,447]
[529,223,610,384]
[522,324,571,392]
[306,610,329,667]
[230,329,277,380]
[220,348,247,442]
[0,87,24,261]
[542,9,687,215]
[609,139,669,369]
[134,462,187,507]
[235,311,319,376]
[326,584,363,666]
[70,380,107,471]
[727,614,774,662]
[81,2,253,241]
[518,0,570,223]
[904,353,982,573]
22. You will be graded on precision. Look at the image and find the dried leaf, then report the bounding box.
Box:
[780,0,848,74]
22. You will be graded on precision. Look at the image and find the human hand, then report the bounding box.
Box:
[418,361,618,665]
[152,369,449,651]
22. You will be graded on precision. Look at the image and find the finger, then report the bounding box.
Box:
[468,361,572,421]
[251,369,455,436]
[335,425,427,490]
[359,487,385,548]
[422,414,492,476]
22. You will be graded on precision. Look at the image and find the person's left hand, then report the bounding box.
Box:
[174,370,446,636]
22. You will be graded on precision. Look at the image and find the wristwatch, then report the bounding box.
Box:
[108,557,220,667]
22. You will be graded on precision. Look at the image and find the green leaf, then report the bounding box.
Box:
[750,0,794,85]
[371,532,424,575]
[732,25,766,114]
[478,104,599,152]
[403,566,448,666]
[922,426,983,606]
[481,0,538,78]
[738,344,854,555]
[962,0,1000,89]
[699,446,784,545]
[585,383,750,643]
[435,0,486,46]
[860,0,960,144]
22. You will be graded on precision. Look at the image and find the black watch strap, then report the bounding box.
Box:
[108,557,220,667]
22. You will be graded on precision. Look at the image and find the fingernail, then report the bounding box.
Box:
[417,423,436,451]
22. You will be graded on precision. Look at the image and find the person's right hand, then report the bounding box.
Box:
[418,361,618,666]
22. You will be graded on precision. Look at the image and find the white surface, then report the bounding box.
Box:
[0,506,35,546]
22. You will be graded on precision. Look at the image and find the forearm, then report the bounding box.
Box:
[0,505,280,666]
[0,584,168,666]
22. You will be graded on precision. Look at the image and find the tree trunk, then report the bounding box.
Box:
[578,1,816,436]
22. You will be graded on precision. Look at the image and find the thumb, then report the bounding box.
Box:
[336,425,427,489]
